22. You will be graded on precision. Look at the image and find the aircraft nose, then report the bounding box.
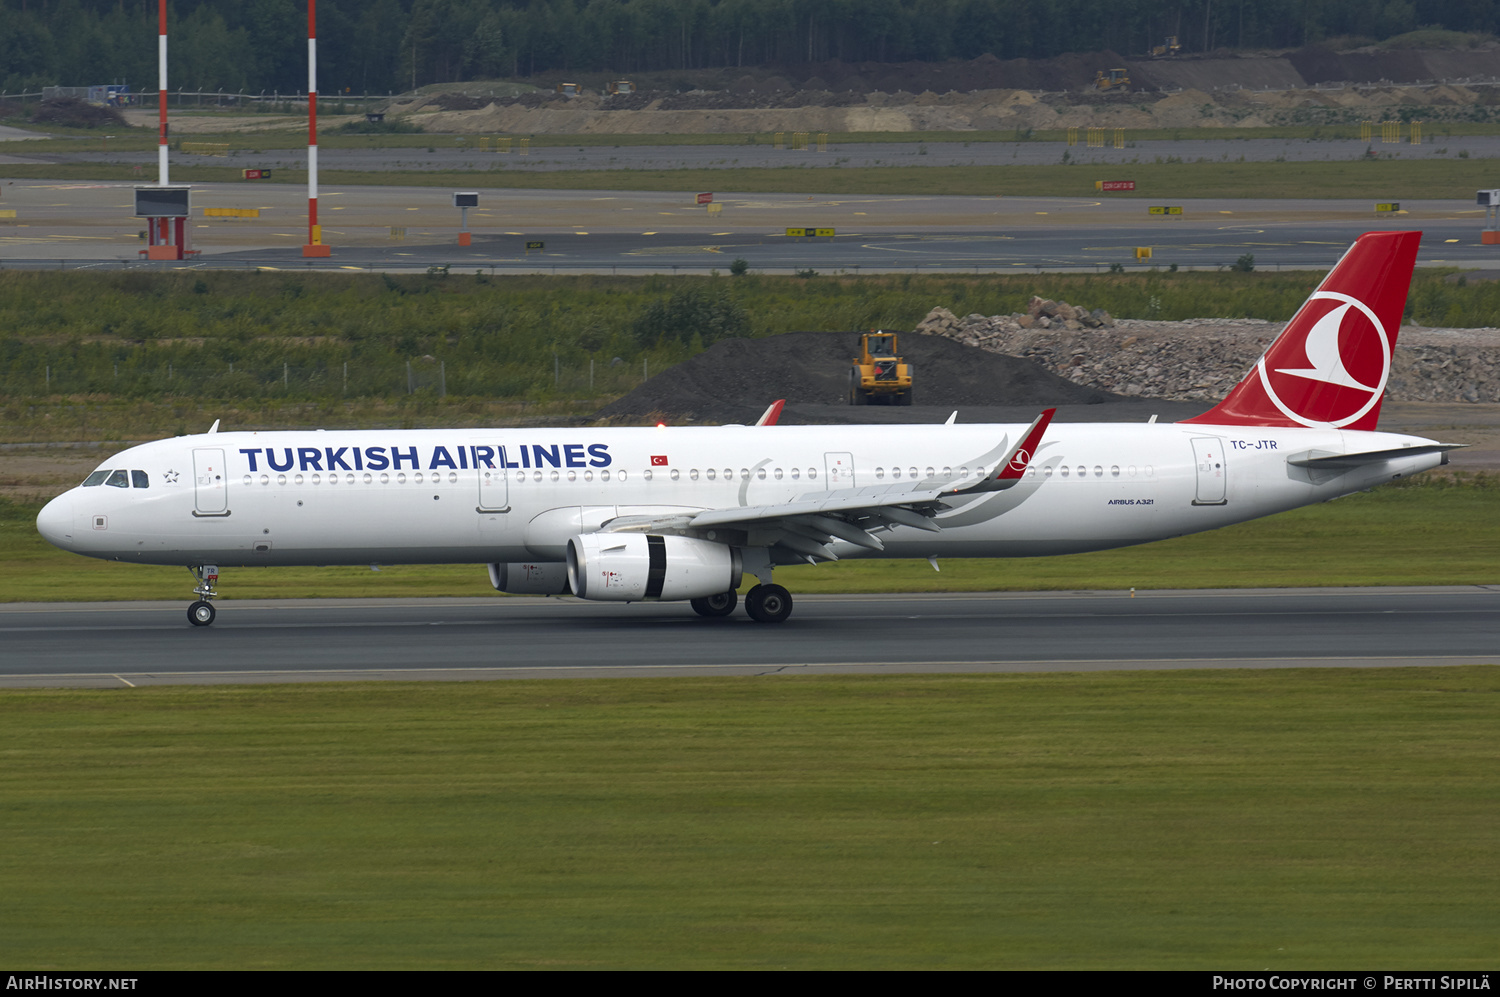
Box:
[36,493,76,550]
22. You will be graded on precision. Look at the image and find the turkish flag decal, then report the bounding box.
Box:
[650,455,669,466]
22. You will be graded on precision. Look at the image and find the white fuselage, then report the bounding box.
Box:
[37,421,1444,569]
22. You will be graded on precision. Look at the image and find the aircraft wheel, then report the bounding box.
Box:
[691,590,738,618]
[745,583,793,624]
[188,600,216,627]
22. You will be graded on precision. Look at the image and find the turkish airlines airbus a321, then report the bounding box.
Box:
[37,231,1459,626]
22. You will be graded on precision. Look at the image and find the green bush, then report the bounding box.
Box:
[630,282,749,348]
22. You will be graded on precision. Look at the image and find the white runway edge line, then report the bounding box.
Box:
[5,656,1500,691]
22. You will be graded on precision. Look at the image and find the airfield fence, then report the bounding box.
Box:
[2,358,654,402]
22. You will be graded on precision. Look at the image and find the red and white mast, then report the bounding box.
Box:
[303,0,330,256]
[157,0,168,186]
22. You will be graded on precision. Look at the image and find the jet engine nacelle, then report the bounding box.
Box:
[488,561,571,595]
[566,533,741,602]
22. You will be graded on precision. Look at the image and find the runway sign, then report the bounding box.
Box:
[1149,206,1183,215]
[1375,202,1401,212]
[787,228,835,238]
[241,169,272,180]
[1097,180,1136,191]
[526,240,544,251]
[696,192,713,204]
[815,227,835,238]
[1135,247,1152,259]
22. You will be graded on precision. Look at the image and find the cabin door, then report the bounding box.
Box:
[192,448,229,516]
[1191,437,1227,506]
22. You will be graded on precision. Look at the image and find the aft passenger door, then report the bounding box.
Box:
[1190,437,1227,506]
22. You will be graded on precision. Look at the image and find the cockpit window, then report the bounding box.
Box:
[105,470,130,488]
[131,470,149,489]
[82,470,110,487]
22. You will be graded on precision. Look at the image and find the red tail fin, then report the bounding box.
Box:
[1183,230,1421,431]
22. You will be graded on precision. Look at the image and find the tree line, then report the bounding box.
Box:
[2,0,1496,98]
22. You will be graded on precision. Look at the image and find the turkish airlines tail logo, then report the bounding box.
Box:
[1184,231,1421,432]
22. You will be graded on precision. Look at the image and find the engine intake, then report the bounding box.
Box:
[567,533,741,602]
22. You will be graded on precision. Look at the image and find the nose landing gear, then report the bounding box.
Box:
[187,565,219,627]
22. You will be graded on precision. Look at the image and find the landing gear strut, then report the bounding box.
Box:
[744,583,793,624]
[187,565,219,627]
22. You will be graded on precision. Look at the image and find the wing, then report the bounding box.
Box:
[600,409,1055,563]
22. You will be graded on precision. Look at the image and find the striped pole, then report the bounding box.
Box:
[302,0,330,256]
[158,0,168,187]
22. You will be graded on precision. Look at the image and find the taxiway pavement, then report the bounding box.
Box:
[0,181,1490,272]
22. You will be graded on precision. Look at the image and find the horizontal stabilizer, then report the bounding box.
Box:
[1286,443,1465,469]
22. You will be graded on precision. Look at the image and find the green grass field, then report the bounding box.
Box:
[4,475,1497,602]
[2,668,1496,968]
[3,157,1495,200]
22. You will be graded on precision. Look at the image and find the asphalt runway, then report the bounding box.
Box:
[3,587,1496,689]
[0,180,1492,272]
[36,135,1500,173]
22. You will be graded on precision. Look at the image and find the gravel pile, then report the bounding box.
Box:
[917,307,1500,405]
[595,330,1123,424]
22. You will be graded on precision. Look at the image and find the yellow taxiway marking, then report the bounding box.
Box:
[1035,212,1048,215]
[112,674,136,688]
[641,231,657,235]
[405,207,419,211]
[1446,239,1461,243]
[712,232,732,236]
[1220,210,1234,214]
[339,265,363,270]
[506,231,523,235]
[854,211,867,215]
[574,231,588,235]
[256,266,281,271]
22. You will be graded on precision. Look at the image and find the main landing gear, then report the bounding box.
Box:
[688,584,794,623]
[744,583,792,624]
[187,564,219,627]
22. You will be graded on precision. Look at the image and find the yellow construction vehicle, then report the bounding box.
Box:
[849,331,914,406]
[606,80,635,94]
[555,82,581,96]
[1093,68,1130,91]
[1150,35,1181,58]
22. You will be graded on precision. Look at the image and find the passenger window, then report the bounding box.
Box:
[131,470,149,488]
[106,470,129,488]
[82,470,110,487]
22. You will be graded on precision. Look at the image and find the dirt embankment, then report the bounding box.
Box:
[390,45,1500,135]
[595,330,1122,424]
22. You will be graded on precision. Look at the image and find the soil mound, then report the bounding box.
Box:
[595,331,1123,424]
